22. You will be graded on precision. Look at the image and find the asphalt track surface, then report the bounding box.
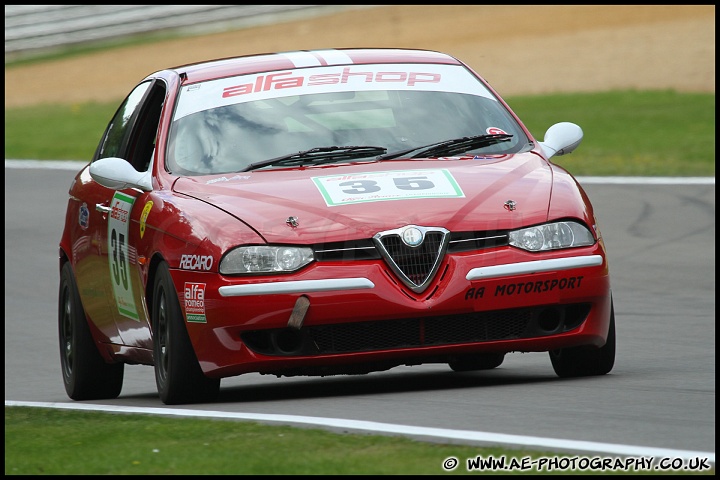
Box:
[4,162,715,466]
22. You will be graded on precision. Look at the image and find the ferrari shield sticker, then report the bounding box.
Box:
[107,191,140,321]
[139,200,153,238]
[312,169,465,206]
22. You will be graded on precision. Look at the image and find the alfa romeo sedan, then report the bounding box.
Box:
[59,48,615,404]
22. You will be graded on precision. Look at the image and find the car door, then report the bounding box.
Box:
[74,79,165,350]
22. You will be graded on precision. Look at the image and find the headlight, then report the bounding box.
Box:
[220,246,314,274]
[508,221,595,252]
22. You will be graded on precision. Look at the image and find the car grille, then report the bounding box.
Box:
[313,229,509,294]
[374,230,447,292]
[312,309,527,352]
[241,303,591,356]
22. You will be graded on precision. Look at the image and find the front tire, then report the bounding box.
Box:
[550,299,616,378]
[58,262,124,400]
[152,261,220,404]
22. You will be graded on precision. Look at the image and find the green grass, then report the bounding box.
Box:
[5,407,714,475]
[4,90,715,176]
[507,90,715,177]
[4,102,117,162]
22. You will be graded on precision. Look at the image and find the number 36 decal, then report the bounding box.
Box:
[312,169,465,206]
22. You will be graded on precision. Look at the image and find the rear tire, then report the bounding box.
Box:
[152,261,220,404]
[449,352,505,372]
[550,299,616,378]
[58,262,124,400]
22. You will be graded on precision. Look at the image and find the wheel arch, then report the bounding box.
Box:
[145,252,168,335]
[58,246,70,273]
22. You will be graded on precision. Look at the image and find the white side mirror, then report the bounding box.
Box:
[538,122,584,159]
[89,157,152,191]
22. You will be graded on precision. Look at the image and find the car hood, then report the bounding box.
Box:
[172,154,553,244]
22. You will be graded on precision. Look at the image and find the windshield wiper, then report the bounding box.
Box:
[377,133,513,161]
[242,145,387,172]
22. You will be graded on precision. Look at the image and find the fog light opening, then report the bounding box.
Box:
[272,329,304,355]
[537,307,563,333]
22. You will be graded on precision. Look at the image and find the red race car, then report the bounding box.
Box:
[58,48,615,405]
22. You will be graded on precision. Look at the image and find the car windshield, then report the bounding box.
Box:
[166,63,530,175]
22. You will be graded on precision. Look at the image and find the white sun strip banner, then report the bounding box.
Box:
[281,50,325,67]
[281,50,355,67]
[173,63,496,120]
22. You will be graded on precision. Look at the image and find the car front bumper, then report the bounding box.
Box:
[170,246,612,378]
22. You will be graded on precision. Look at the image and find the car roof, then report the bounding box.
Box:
[168,48,464,84]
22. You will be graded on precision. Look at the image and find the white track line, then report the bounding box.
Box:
[5,400,714,463]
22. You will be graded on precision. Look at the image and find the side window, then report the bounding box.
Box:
[94,81,152,162]
[127,83,166,172]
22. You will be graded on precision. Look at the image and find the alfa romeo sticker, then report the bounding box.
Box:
[312,169,465,206]
[107,191,140,321]
[184,282,207,323]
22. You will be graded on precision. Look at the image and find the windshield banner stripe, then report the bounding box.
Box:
[309,49,355,65]
[280,51,324,67]
[174,64,495,120]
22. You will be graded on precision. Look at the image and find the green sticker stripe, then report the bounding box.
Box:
[118,307,140,320]
[113,191,136,204]
[440,168,464,196]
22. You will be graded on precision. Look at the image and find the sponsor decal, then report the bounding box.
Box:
[184,282,207,323]
[312,169,465,206]
[180,254,214,271]
[222,68,441,99]
[465,276,585,300]
[174,64,496,120]
[486,127,508,135]
[78,202,89,229]
[107,192,140,321]
[110,197,130,223]
[139,201,153,239]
